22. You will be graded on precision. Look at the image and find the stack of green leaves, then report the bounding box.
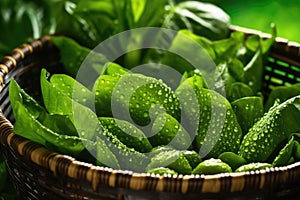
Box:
[9,30,300,175]
[3,0,300,176]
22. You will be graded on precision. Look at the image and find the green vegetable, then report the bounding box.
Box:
[231,96,264,134]
[0,0,43,58]
[176,78,242,158]
[49,72,94,107]
[9,79,86,155]
[218,152,246,171]
[235,163,272,172]
[272,136,295,167]
[292,140,300,161]
[212,31,244,64]
[227,82,254,102]
[147,150,192,175]
[182,150,202,169]
[147,167,178,176]
[192,158,232,175]
[93,74,121,117]
[241,26,276,93]
[51,36,108,77]
[103,62,128,76]
[149,113,191,150]
[40,69,149,172]
[239,96,300,163]
[109,73,181,126]
[265,83,300,111]
[95,137,120,169]
[165,1,230,41]
[7,0,299,177]
[99,117,152,153]
[160,29,216,74]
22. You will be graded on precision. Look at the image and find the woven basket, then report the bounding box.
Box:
[1,27,300,199]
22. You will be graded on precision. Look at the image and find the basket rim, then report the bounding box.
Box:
[1,27,300,194]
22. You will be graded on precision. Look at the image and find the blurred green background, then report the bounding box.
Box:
[205,0,300,42]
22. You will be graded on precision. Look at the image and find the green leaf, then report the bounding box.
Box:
[51,36,108,77]
[166,1,231,40]
[218,152,246,171]
[0,0,42,55]
[45,0,115,48]
[109,73,181,127]
[192,158,232,175]
[149,113,191,150]
[93,74,121,117]
[147,167,178,175]
[41,69,150,171]
[265,83,300,111]
[227,82,254,102]
[272,136,295,167]
[212,31,244,63]
[231,96,264,134]
[147,150,192,175]
[99,117,152,153]
[41,68,100,140]
[39,113,78,137]
[261,24,276,56]
[95,136,120,169]
[9,79,85,155]
[161,29,216,74]
[293,140,300,161]
[243,49,263,93]
[214,58,245,95]
[103,62,128,76]
[176,79,243,158]
[239,96,300,163]
[182,150,202,169]
[112,0,169,30]
[235,163,272,172]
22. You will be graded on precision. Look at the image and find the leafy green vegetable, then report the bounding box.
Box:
[95,136,120,169]
[103,62,128,76]
[51,36,108,77]
[243,49,263,93]
[239,96,300,163]
[176,78,242,158]
[99,117,152,153]
[149,113,191,150]
[231,96,264,134]
[9,79,85,155]
[50,72,94,107]
[93,74,122,117]
[160,29,216,74]
[293,140,300,161]
[0,0,43,58]
[40,69,150,171]
[227,82,254,102]
[7,0,299,178]
[147,149,192,175]
[235,163,272,172]
[218,152,246,171]
[110,73,181,126]
[265,83,300,111]
[272,136,295,167]
[165,1,230,40]
[147,167,178,176]
[212,31,244,64]
[192,158,232,175]
[182,150,202,169]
